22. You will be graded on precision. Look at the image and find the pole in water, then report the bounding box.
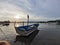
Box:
[23,21,24,26]
[27,14,29,26]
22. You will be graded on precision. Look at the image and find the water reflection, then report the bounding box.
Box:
[15,30,39,45]
[0,23,60,45]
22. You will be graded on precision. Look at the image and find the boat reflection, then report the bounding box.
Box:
[15,30,39,45]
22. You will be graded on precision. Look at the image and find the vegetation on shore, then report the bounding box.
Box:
[0,20,60,25]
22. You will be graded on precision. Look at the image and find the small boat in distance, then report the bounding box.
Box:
[0,21,10,26]
[14,15,39,36]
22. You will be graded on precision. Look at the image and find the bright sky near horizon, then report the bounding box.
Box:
[0,0,60,21]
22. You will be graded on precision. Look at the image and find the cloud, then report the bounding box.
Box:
[0,0,60,21]
[0,1,27,21]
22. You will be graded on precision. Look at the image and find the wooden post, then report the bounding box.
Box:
[23,21,24,26]
[27,14,29,26]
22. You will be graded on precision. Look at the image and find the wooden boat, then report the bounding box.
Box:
[14,23,39,36]
[14,15,39,36]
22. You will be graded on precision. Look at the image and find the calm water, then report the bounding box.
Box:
[0,23,60,45]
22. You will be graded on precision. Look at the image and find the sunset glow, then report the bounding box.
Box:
[14,15,21,19]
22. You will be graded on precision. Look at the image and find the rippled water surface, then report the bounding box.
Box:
[0,23,60,45]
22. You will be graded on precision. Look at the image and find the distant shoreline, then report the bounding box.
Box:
[0,20,60,23]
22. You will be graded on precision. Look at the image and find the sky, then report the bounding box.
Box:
[0,0,60,21]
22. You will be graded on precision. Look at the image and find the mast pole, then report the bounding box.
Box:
[27,14,29,26]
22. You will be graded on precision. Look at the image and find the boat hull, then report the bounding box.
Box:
[15,27,37,36]
[15,24,39,36]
